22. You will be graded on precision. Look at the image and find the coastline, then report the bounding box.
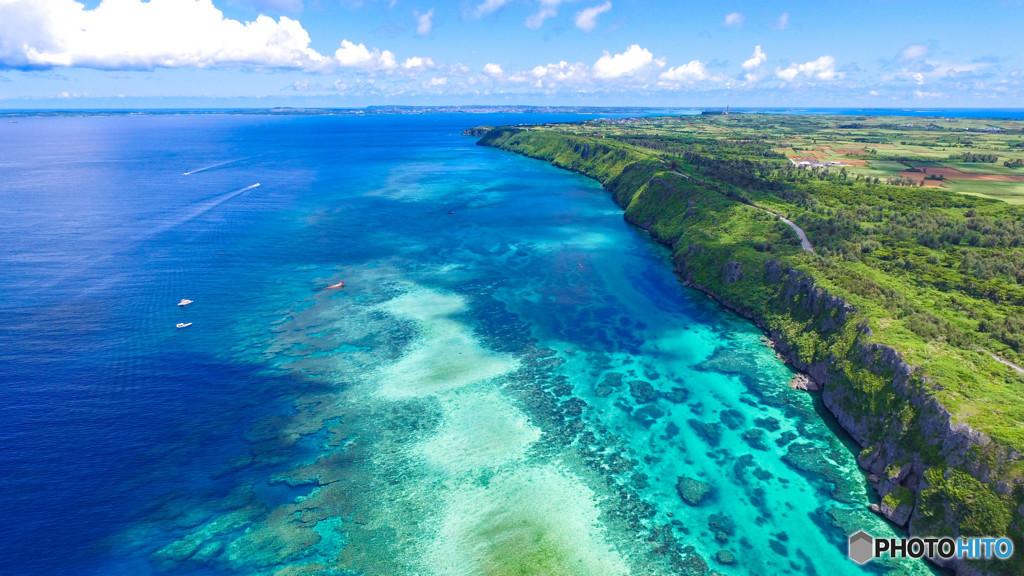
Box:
[474,125,1020,576]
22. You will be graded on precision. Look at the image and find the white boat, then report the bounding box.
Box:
[176,322,192,329]
[178,299,193,306]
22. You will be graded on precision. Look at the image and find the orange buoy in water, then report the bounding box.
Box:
[325,281,345,289]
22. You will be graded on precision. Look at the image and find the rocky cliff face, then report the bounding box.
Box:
[666,240,1021,576]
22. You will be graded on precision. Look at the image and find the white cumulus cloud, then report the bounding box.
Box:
[483,62,504,76]
[334,39,396,70]
[776,55,838,81]
[575,2,611,32]
[510,60,588,88]
[416,8,434,35]
[723,12,744,27]
[593,44,664,79]
[0,0,329,70]
[402,56,435,70]
[742,45,766,70]
[659,59,710,83]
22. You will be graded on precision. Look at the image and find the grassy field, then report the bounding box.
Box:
[944,180,1024,204]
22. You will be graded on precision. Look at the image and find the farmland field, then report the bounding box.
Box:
[565,113,1024,202]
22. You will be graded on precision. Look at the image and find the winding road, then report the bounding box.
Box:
[665,167,815,253]
[980,348,1024,376]
[768,211,815,254]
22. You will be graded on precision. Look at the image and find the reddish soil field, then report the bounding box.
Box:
[897,172,946,187]
[842,159,868,166]
[918,167,966,177]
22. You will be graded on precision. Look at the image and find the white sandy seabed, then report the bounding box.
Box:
[373,285,631,576]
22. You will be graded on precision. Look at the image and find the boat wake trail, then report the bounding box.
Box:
[150,183,261,237]
[182,158,247,176]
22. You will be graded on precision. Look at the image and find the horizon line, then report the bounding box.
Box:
[4,105,1024,113]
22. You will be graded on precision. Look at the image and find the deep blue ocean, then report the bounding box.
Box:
[0,113,940,576]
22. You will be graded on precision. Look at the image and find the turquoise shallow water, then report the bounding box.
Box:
[0,113,935,575]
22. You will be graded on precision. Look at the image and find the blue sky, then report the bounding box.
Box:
[0,0,1021,108]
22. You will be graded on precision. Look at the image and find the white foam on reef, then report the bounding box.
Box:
[375,287,518,399]
[422,464,629,576]
[416,389,541,474]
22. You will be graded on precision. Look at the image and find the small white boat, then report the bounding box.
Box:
[176,322,192,329]
[178,299,193,307]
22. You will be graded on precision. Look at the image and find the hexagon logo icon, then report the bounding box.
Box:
[848,530,874,565]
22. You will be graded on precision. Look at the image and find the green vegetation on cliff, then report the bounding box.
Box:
[477,115,1024,576]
